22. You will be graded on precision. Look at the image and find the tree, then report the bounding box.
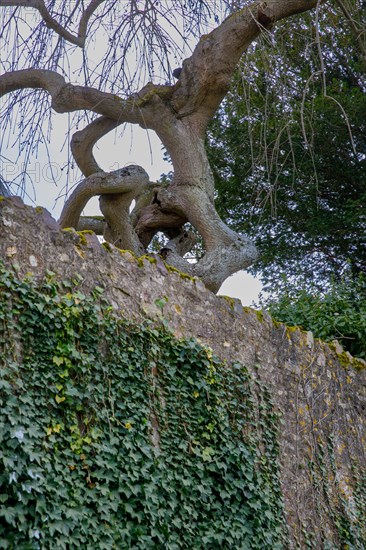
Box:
[206,1,366,292]
[1,0,328,292]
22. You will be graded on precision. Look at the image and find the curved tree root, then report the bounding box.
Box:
[162,234,258,293]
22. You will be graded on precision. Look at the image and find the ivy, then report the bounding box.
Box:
[306,436,366,549]
[0,263,286,549]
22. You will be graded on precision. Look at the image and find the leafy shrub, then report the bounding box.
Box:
[265,275,366,359]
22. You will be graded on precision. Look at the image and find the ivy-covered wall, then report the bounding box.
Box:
[1,197,366,549]
[0,266,286,548]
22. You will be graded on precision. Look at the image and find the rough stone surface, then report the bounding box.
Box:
[1,197,365,547]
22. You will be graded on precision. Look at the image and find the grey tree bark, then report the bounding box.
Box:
[0,0,325,292]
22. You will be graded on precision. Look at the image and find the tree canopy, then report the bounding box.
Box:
[1,0,359,293]
[207,1,365,291]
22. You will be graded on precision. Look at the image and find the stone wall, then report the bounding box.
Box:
[1,196,365,547]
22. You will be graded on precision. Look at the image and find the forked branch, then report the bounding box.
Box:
[0,0,106,47]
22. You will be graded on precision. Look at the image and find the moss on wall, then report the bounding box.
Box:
[1,198,366,548]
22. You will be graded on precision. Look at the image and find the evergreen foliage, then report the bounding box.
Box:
[0,264,286,549]
[264,275,366,360]
[207,5,366,291]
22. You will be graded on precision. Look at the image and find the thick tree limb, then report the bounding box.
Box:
[172,0,327,127]
[0,70,182,157]
[59,165,149,229]
[71,117,123,176]
[0,0,106,47]
[0,69,66,97]
[0,69,153,124]
[99,192,146,254]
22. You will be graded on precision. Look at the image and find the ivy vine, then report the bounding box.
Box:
[0,262,286,549]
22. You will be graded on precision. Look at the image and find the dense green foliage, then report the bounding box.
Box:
[265,275,366,360]
[0,264,286,549]
[207,3,366,291]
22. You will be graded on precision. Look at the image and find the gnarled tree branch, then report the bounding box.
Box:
[71,117,123,177]
[59,165,149,229]
[0,0,106,47]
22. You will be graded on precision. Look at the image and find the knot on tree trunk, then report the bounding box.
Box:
[257,2,274,28]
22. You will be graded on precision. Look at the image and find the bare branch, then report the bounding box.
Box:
[0,0,106,47]
[71,116,123,176]
[59,165,150,230]
[172,0,327,125]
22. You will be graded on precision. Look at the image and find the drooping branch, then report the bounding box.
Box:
[0,0,106,47]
